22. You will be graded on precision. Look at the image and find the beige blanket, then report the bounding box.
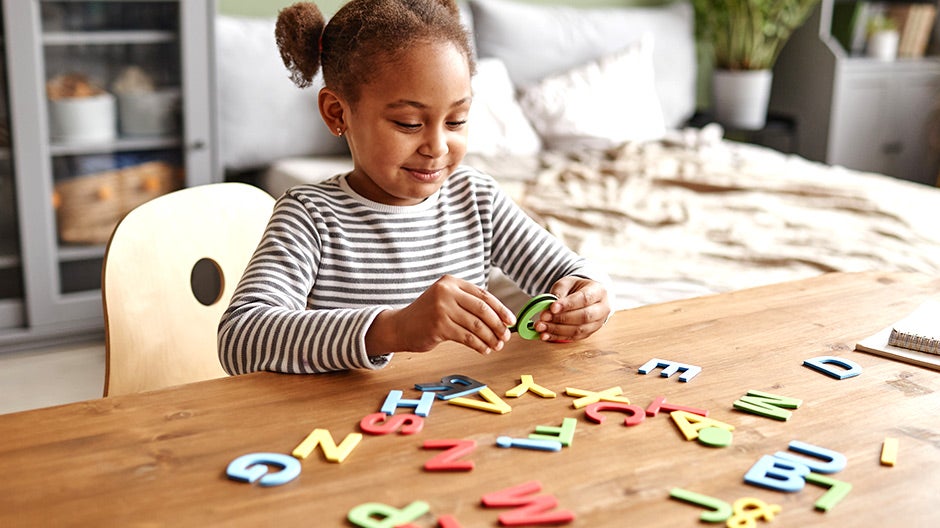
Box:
[491,128,940,309]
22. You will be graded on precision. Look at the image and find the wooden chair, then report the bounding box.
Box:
[101,182,274,396]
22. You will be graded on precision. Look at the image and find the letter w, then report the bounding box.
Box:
[481,480,575,525]
[733,390,803,421]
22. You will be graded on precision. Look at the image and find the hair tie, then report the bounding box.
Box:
[318,32,323,54]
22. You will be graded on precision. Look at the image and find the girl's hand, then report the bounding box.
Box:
[366,275,516,356]
[534,276,610,342]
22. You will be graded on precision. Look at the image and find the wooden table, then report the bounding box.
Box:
[2,272,939,527]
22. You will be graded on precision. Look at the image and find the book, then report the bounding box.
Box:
[909,4,936,58]
[856,299,940,371]
[887,4,917,57]
[883,2,937,58]
[888,299,940,354]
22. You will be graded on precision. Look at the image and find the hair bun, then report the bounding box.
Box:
[275,2,326,89]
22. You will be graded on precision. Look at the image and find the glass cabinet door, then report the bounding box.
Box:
[0,5,25,332]
[3,0,216,335]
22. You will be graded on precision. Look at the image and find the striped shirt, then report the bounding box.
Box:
[218,166,608,374]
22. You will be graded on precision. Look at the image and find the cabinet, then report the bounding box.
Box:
[770,0,940,186]
[0,0,219,350]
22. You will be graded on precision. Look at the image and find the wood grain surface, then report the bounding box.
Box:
[2,272,938,527]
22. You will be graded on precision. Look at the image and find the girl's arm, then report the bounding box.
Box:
[217,195,390,375]
[489,186,612,341]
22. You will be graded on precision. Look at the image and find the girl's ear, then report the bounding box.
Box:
[318,87,347,136]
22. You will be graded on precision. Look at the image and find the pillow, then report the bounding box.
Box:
[215,15,348,172]
[467,58,541,156]
[518,36,666,151]
[469,0,695,129]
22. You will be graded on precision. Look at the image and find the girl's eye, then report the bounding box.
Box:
[393,121,421,129]
[447,120,467,129]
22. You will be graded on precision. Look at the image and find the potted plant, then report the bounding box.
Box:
[692,0,820,130]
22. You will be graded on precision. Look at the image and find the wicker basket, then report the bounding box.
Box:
[53,160,183,244]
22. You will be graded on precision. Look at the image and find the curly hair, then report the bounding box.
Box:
[275,0,474,103]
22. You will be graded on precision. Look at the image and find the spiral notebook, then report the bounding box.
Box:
[855,300,940,371]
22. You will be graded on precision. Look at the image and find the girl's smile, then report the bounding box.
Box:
[405,167,446,182]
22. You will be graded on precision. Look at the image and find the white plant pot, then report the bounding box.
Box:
[712,69,773,130]
[49,93,116,144]
[867,30,899,61]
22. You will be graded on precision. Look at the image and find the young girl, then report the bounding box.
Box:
[218,0,611,375]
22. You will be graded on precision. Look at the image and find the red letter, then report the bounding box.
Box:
[481,480,575,525]
[423,439,476,471]
[359,412,424,435]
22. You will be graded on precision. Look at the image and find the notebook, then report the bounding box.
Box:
[855,300,940,371]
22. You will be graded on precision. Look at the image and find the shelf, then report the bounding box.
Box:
[43,30,175,46]
[58,243,104,263]
[50,136,181,156]
[837,55,940,75]
[841,54,940,63]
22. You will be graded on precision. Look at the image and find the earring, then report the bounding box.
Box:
[336,127,344,137]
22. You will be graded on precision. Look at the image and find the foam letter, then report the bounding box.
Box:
[529,417,577,446]
[733,390,802,421]
[727,497,782,525]
[774,440,846,474]
[226,452,301,487]
[645,396,708,417]
[670,410,734,441]
[744,454,810,492]
[805,473,852,512]
[423,439,477,471]
[505,374,556,398]
[381,389,435,417]
[881,437,899,466]
[481,480,575,525]
[415,374,486,400]
[347,501,430,528]
[448,386,512,414]
[585,402,646,426]
[292,428,362,463]
[496,436,563,451]
[638,358,702,382]
[359,412,424,435]
[565,386,630,409]
[669,488,733,523]
[437,515,462,528]
[802,356,863,380]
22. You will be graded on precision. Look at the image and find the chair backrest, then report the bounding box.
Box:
[102,182,275,396]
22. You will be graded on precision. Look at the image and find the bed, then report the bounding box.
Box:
[215,0,940,312]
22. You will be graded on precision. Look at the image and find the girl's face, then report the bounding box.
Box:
[342,40,472,206]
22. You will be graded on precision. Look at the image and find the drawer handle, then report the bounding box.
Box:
[882,142,903,155]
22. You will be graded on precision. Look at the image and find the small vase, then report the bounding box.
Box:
[867,30,899,61]
[712,69,773,130]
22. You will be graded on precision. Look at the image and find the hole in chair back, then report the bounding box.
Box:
[190,257,224,306]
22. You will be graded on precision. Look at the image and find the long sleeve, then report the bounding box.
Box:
[218,193,391,375]
[488,186,613,297]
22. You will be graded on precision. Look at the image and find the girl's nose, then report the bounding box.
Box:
[419,127,449,158]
